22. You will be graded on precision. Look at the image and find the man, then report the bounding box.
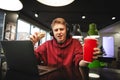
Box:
[30,17,100,68]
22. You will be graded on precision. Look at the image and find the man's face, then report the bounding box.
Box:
[52,23,67,43]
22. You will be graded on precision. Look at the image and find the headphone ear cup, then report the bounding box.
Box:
[49,31,53,36]
[67,27,70,33]
[66,23,70,35]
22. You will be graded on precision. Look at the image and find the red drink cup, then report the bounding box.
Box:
[83,37,97,63]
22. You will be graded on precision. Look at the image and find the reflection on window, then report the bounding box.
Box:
[16,19,52,45]
[30,25,40,35]
[40,29,46,44]
[30,25,41,48]
[46,32,52,40]
[17,19,30,40]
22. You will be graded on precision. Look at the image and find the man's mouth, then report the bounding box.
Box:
[58,36,62,38]
[58,34,62,37]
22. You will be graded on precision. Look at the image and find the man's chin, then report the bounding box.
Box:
[57,40,64,44]
[58,42,64,44]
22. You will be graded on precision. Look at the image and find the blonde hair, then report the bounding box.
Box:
[51,18,67,27]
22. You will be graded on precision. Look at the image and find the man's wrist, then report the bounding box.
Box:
[79,60,89,67]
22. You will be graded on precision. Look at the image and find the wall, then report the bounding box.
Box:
[99,21,120,60]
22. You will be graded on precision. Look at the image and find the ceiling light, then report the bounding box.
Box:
[0,0,23,11]
[82,16,86,19]
[112,17,116,20]
[37,0,74,7]
[35,13,39,17]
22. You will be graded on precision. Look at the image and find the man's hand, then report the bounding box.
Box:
[93,48,101,60]
[79,47,101,67]
[30,32,45,45]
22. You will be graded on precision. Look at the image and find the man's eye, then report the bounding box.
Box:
[54,29,58,32]
[60,28,64,31]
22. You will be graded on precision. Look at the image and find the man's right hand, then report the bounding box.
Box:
[30,32,45,45]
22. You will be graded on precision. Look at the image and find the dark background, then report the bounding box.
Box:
[19,0,120,32]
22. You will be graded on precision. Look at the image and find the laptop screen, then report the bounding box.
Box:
[1,40,39,75]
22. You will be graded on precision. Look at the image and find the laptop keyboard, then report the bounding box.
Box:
[37,65,57,75]
[39,69,48,73]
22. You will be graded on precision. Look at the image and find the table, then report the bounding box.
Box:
[1,65,120,80]
[89,68,120,80]
[1,66,86,80]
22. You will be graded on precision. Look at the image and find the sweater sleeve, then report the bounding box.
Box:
[34,42,48,65]
[73,40,83,67]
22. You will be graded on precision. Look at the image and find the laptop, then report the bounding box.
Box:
[0,40,57,76]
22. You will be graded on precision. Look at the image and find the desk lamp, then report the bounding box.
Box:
[71,24,83,44]
[87,23,100,38]
[87,23,101,68]
[87,23,101,78]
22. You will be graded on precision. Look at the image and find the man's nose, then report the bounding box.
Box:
[57,29,61,33]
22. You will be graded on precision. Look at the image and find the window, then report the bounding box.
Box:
[17,19,30,40]
[30,25,40,35]
[17,19,52,45]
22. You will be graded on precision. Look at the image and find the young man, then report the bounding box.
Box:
[30,18,100,68]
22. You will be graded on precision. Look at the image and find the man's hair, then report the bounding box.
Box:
[51,18,67,27]
[50,17,71,38]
